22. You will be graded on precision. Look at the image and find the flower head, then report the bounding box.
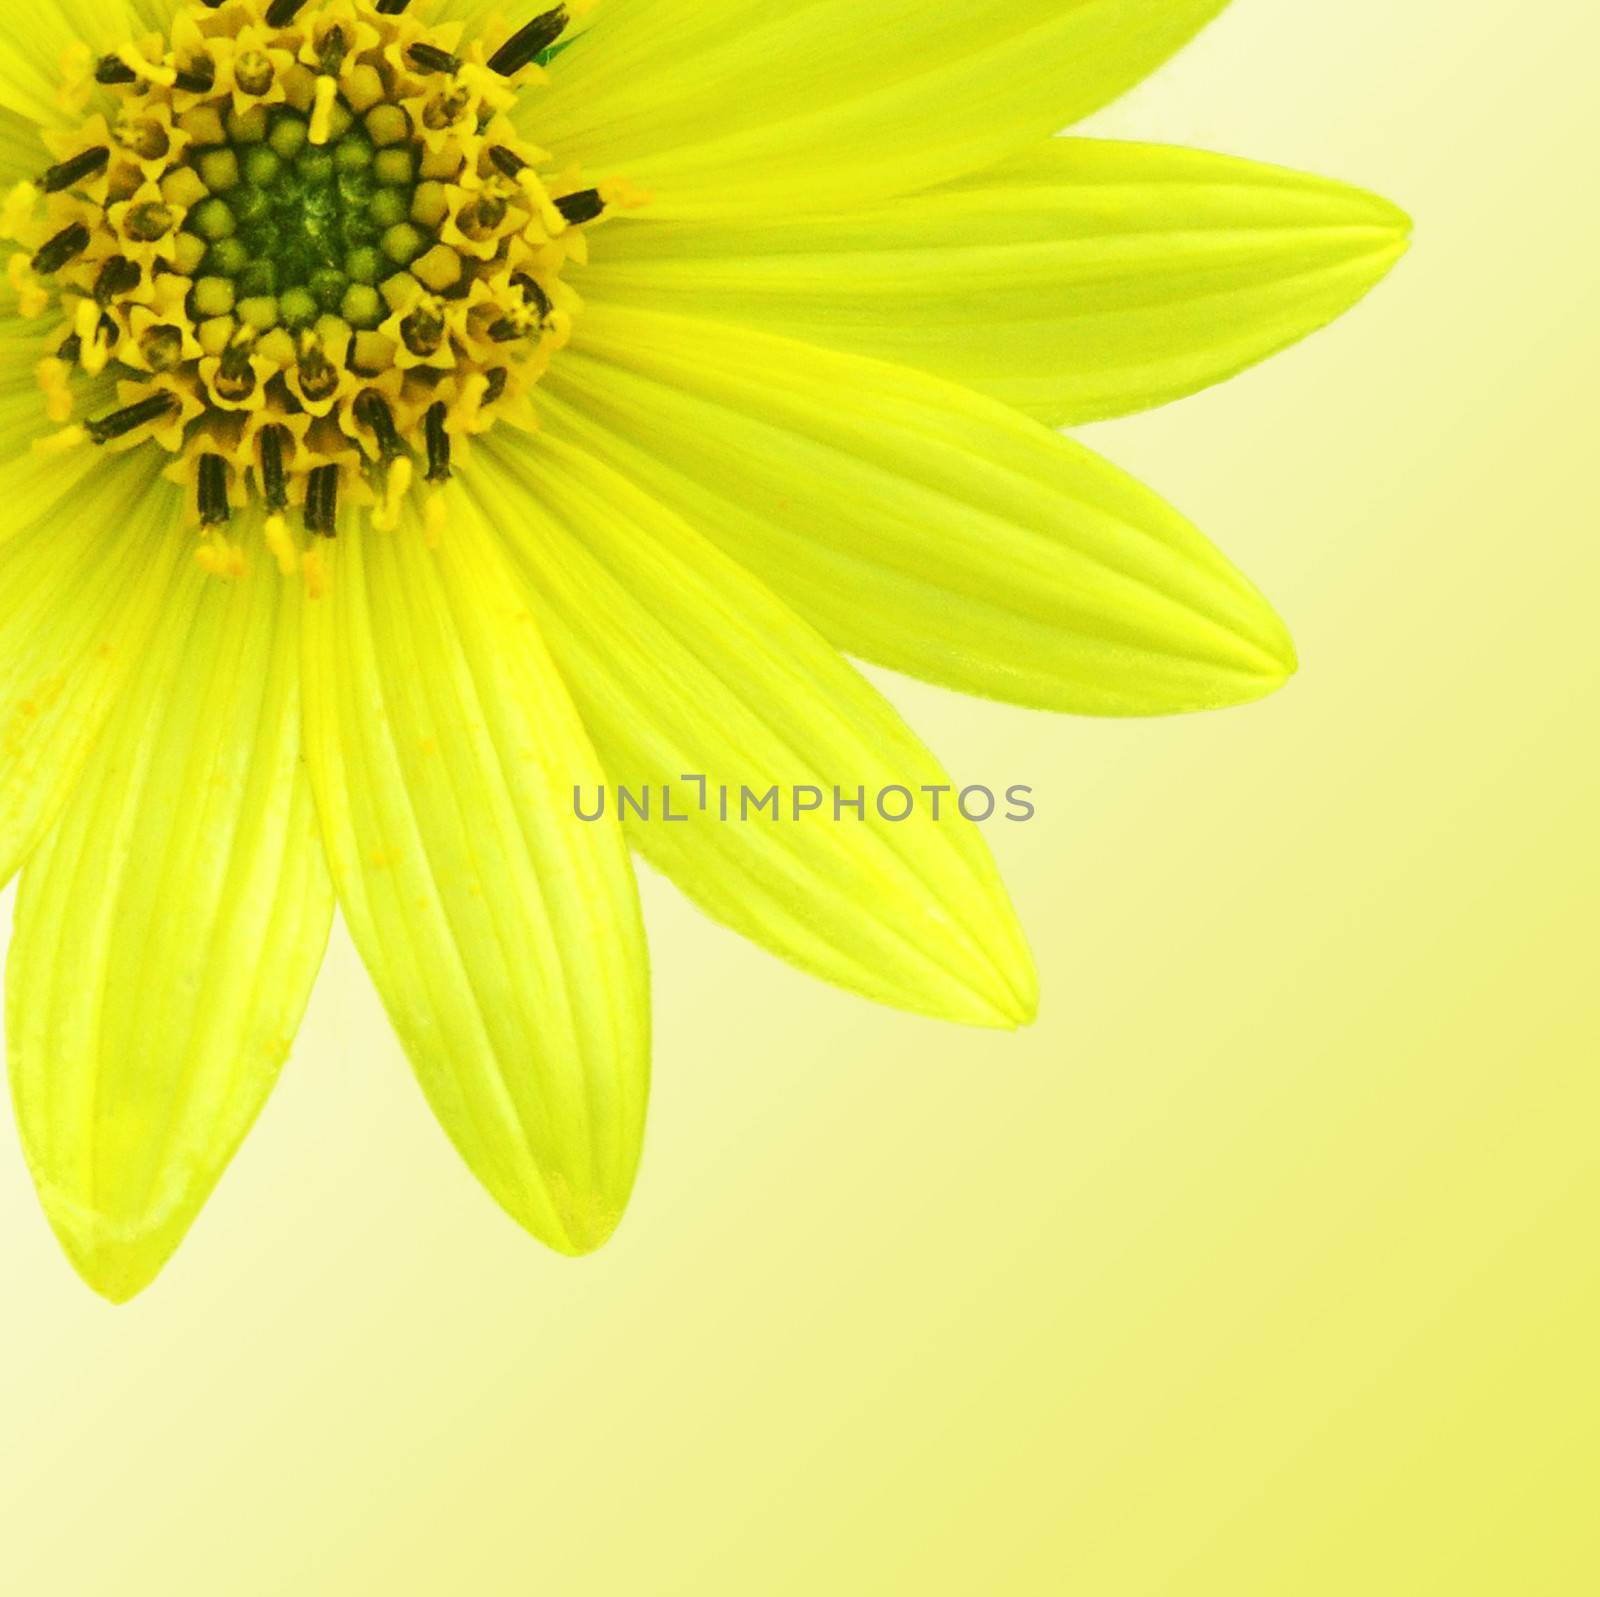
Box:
[6,0,623,559]
[0,0,1408,1299]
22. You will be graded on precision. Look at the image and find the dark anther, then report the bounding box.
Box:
[86,392,177,445]
[94,255,140,303]
[198,454,231,526]
[355,391,405,458]
[296,340,339,402]
[42,147,110,193]
[305,464,340,536]
[511,272,552,321]
[487,316,529,343]
[423,85,470,130]
[260,425,291,511]
[424,402,451,482]
[140,325,185,371]
[460,194,507,235]
[400,304,445,358]
[265,0,310,25]
[318,26,349,74]
[488,145,527,178]
[173,56,217,94]
[32,223,90,274]
[125,202,176,241]
[215,346,257,403]
[199,0,227,8]
[121,120,170,161]
[555,188,604,225]
[95,56,137,85]
[408,43,462,74]
[234,51,274,95]
[375,0,412,12]
[487,7,569,77]
[57,332,82,365]
[483,368,509,406]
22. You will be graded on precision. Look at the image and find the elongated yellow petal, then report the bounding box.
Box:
[6,556,333,1303]
[534,0,1226,218]
[583,139,1412,426]
[298,518,650,1256]
[545,304,1294,715]
[474,435,1037,1028]
[0,450,182,888]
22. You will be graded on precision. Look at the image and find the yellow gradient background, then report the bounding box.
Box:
[3,2,1596,1591]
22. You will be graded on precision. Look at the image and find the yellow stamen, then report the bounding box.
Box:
[1,181,38,241]
[309,75,339,146]
[423,490,448,549]
[75,297,112,375]
[601,177,655,212]
[458,371,491,430]
[34,424,86,455]
[116,44,178,88]
[371,456,414,532]
[35,357,75,423]
[301,545,329,600]
[264,513,299,576]
[8,254,49,318]
[195,538,248,579]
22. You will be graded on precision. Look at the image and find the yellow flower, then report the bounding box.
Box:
[0,0,1407,1300]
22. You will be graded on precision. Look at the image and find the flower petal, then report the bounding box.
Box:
[0,449,182,889]
[298,516,650,1256]
[581,139,1412,427]
[6,555,333,1303]
[473,434,1037,1028]
[533,0,1227,218]
[544,304,1295,715]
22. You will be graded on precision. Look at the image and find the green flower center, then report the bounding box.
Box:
[185,102,431,333]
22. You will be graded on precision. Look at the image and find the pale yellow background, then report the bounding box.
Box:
[3,2,1596,1591]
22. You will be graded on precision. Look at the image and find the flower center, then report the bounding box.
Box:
[3,0,623,579]
[188,108,431,330]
